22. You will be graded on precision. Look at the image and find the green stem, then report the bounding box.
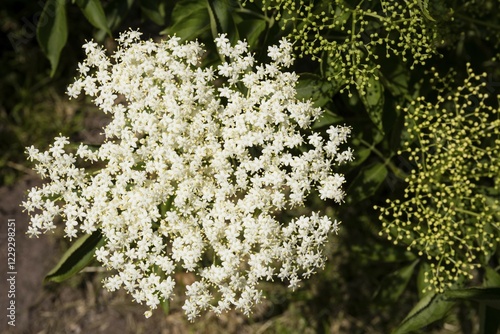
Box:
[351,10,356,38]
[235,7,274,25]
[362,11,386,21]
[359,138,408,179]
[454,207,480,216]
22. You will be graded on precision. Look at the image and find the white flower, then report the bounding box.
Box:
[23,29,353,321]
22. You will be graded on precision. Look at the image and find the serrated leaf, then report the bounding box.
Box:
[359,76,385,134]
[161,0,210,41]
[393,293,455,334]
[75,0,111,35]
[45,230,104,283]
[347,162,388,204]
[374,260,419,304]
[37,0,68,77]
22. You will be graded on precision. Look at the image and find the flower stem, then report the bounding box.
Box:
[359,138,408,179]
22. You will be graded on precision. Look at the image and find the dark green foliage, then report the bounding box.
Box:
[45,230,104,283]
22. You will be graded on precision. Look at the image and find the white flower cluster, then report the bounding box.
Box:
[23,30,353,320]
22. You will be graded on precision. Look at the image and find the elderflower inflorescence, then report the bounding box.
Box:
[376,64,500,293]
[250,0,439,93]
[23,30,353,320]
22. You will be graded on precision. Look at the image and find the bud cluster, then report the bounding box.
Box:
[250,0,440,93]
[376,64,500,292]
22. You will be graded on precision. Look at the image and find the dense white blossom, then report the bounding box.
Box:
[23,30,353,320]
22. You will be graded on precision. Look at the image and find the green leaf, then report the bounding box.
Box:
[379,57,410,98]
[348,126,384,168]
[445,287,500,304]
[393,292,455,334]
[104,0,134,31]
[486,196,500,221]
[352,243,416,263]
[480,303,500,334]
[374,260,419,304]
[234,14,266,49]
[359,75,385,134]
[312,109,344,130]
[75,0,111,35]
[45,230,104,283]
[347,146,370,168]
[160,298,170,315]
[417,0,436,21]
[139,0,167,26]
[386,105,405,152]
[296,74,339,108]
[484,267,500,287]
[159,195,175,217]
[161,0,210,41]
[207,0,239,44]
[417,262,434,299]
[207,0,236,32]
[36,0,68,77]
[445,287,500,334]
[347,162,388,204]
